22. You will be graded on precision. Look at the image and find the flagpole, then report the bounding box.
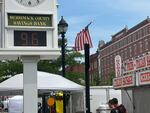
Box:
[74,21,93,113]
[85,21,92,29]
[84,22,92,113]
[84,43,91,113]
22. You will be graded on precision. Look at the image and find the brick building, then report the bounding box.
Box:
[98,17,150,83]
[65,64,84,73]
[89,52,99,84]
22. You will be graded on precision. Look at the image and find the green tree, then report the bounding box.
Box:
[106,71,115,85]
[91,73,100,86]
[38,37,84,79]
[38,50,83,74]
[65,72,84,85]
[0,60,23,82]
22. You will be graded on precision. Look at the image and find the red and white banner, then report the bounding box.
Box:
[135,57,146,69]
[113,77,123,88]
[146,54,150,66]
[115,55,122,77]
[118,53,150,88]
[138,71,150,85]
[123,75,134,86]
[113,74,135,89]
[123,53,150,73]
[124,60,135,72]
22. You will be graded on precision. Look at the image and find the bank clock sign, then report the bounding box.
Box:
[15,0,45,7]
[0,0,60,60]
[8,13,52,27]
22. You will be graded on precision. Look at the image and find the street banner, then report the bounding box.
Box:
[138,71,150,85]
[115,55,122,77]
[113,74,135,89]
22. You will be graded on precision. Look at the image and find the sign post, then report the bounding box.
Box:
[22,56,39,113]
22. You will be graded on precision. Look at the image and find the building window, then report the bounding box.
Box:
[130,34,134,43]
[124,48,127,59]
[134,44,137,56]
[135,32,138,40]
[123,38,127,45]
[114,44,117,50]
[104,58,106,67]
[111,45,114,52]
[105,57,107,67]
[133,33,136,42]
[105,49,107,55]
[119,41,121,48]
[110,55,112,65]
[121,50,124,59]
[139,30,142,38]
[137,31,140,39]
[108,47,111,54]
[116,43,119,49]
[107,48,109,54]
[110,46,112,53]
[140,29,144,37]
[129,46,132,57]
[139,41,142,53]
[144,26,148,36]
[127,36,130,44]
[145,39,149,51]
[148,25,150,34]
[103,50,105,55]
[148,38,150,50]
[117,52,119,56]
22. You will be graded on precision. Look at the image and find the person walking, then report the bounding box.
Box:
[108,98,127,113]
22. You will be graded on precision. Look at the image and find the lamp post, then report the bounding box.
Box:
[58,16,68,113]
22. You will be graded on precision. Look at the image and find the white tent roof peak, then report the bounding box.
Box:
[0,71,84,95]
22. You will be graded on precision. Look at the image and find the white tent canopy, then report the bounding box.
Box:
[0,71,84,95]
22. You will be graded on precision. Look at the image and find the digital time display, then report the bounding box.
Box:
[14,31,46,46]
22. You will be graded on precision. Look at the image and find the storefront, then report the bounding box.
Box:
[113,53,150,113]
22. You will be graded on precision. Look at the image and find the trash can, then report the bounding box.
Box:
[96,104,110,113]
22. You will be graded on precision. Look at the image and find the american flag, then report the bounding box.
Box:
[74,28,93,51]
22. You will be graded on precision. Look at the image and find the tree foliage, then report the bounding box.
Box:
[65,72,84,85]
[106,71,115,85]
[38,49,84,84]
[90,74,100,86]
[0,60,23,82]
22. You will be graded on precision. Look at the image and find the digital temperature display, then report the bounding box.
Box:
[14,31,46,46]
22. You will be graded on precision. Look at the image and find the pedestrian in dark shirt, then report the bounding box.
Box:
[108,98,127,113]
[108,99,116,113]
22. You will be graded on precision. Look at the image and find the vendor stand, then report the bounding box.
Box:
[113,53,150,113]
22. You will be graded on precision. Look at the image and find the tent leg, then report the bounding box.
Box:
[42,95,47,113]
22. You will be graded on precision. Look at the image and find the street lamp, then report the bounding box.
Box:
[58,16,68,113]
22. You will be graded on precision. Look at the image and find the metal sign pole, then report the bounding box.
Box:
[84,44,91,113]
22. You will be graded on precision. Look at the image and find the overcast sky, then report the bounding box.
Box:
[58,0,150,54]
